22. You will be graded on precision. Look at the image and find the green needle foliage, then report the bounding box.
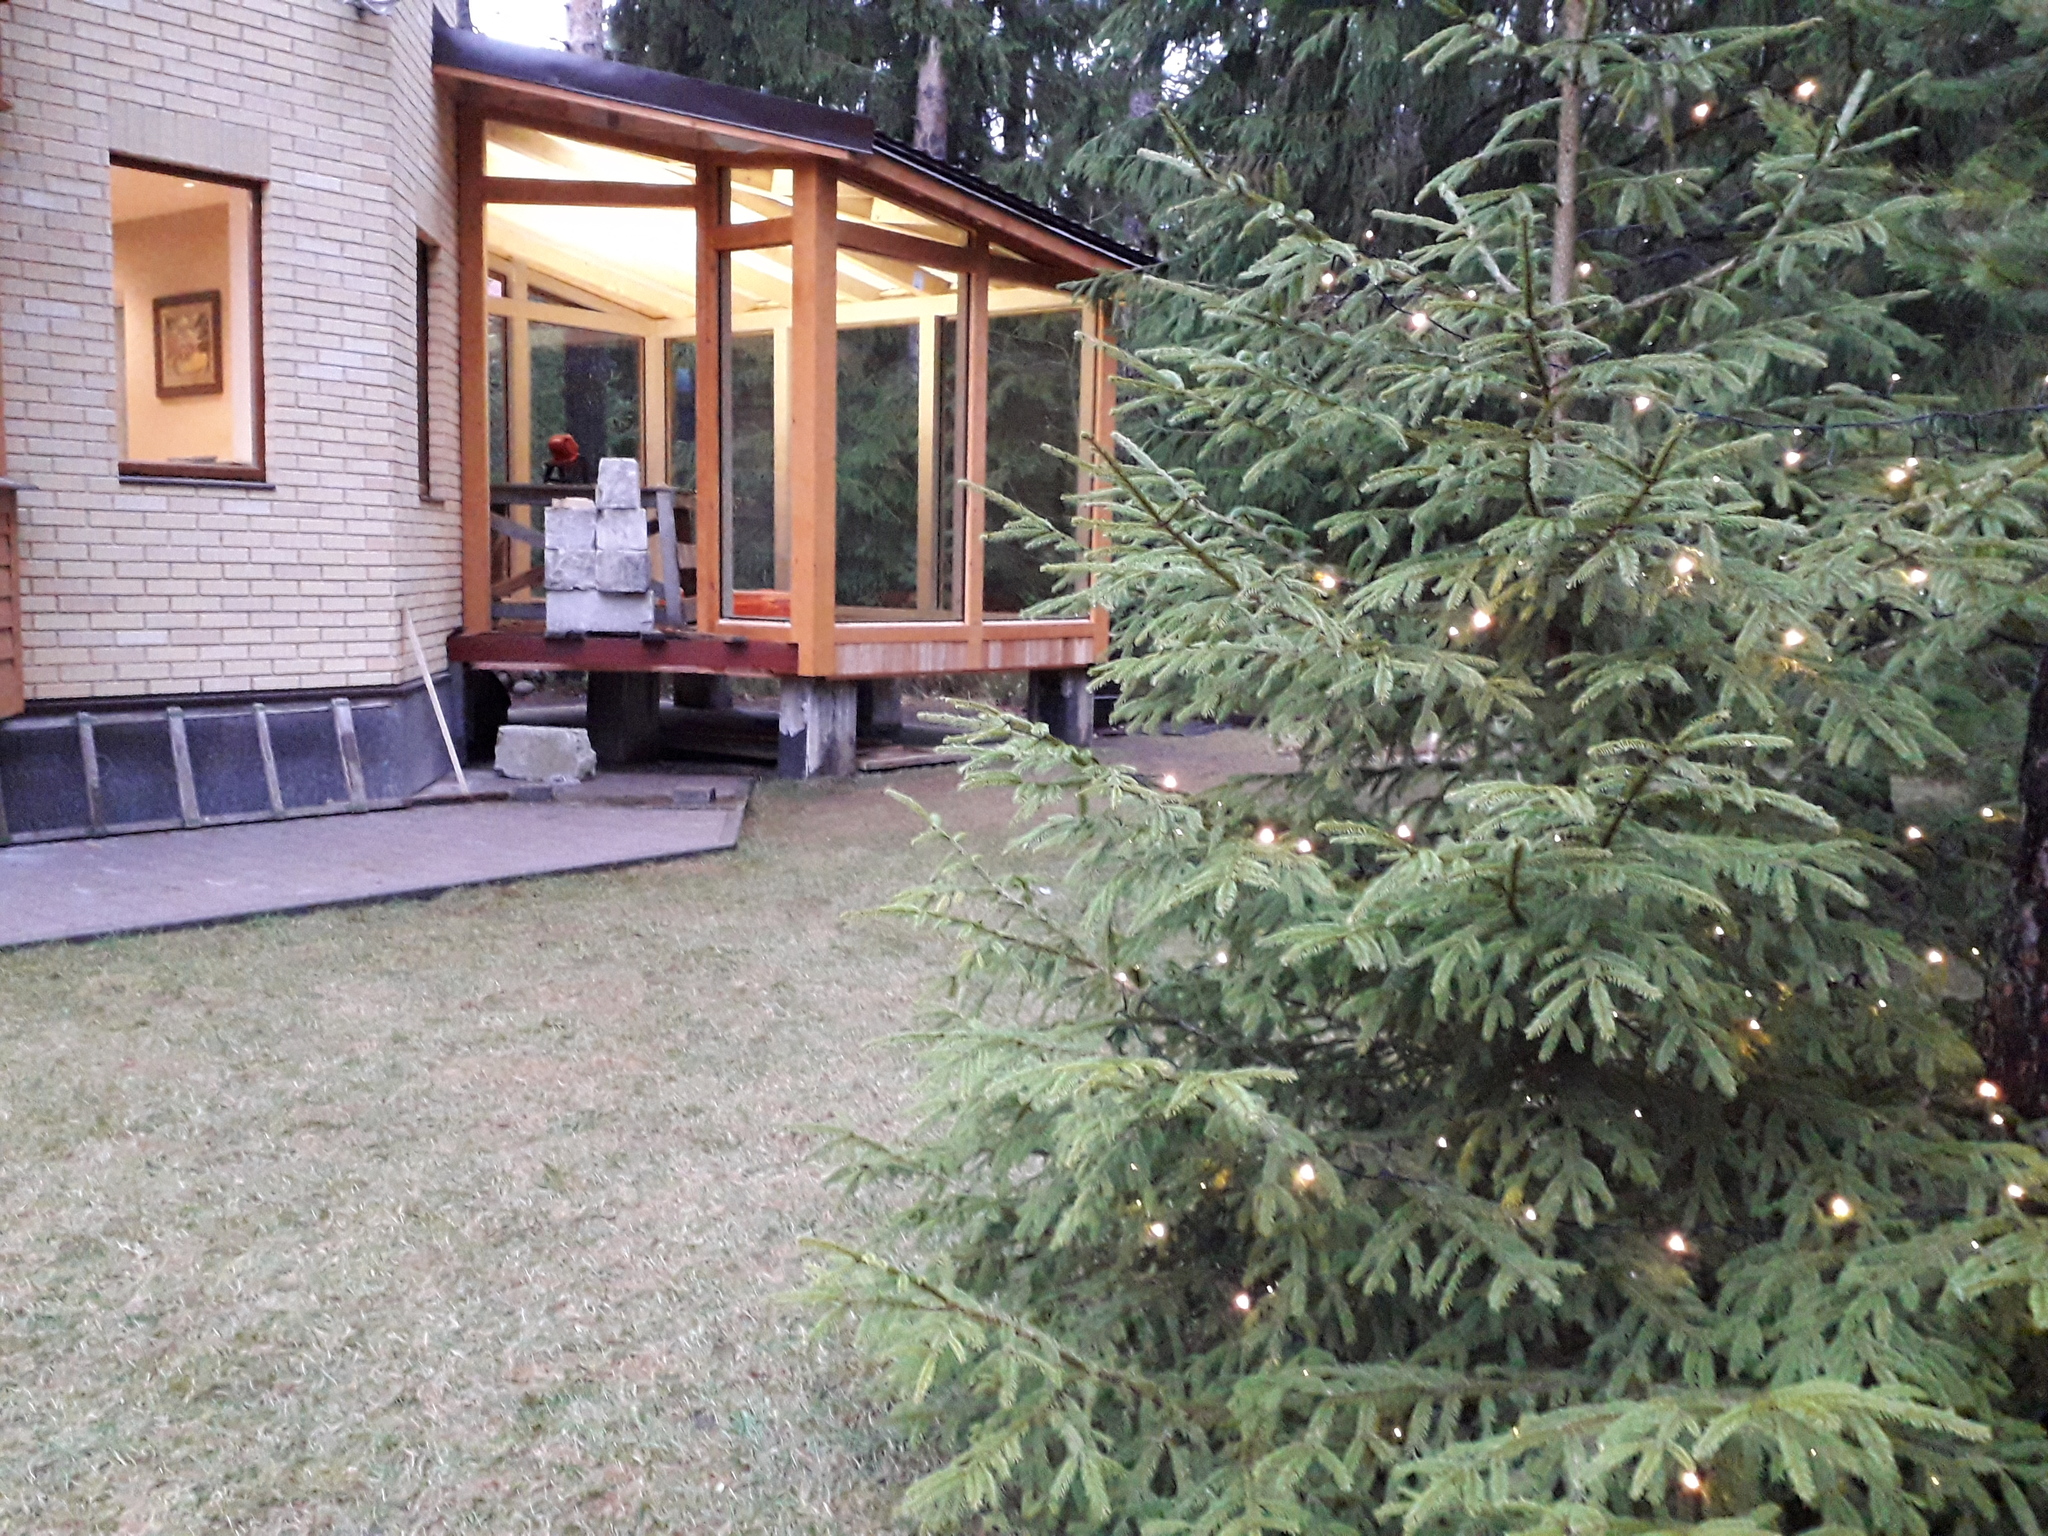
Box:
[811,4,2048,1532]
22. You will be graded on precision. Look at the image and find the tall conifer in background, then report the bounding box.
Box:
[812,2,2048,1531]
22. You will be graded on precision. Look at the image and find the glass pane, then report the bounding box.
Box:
[528,323,641,485]
[668,338,698,494]
[487,314,509,484]
[110,163,259,467]
[721,247,793,614]
[983,299,1083,615]
[834,318,959,618]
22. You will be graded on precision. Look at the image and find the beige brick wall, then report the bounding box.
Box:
[0,0,465,701]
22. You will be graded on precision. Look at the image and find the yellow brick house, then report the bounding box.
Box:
[0,0,1136,837]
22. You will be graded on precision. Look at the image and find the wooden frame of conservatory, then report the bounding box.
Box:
[442,63,1129,682]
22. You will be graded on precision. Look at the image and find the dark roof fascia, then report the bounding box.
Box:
[868,136,1150,270]
[433,20,873,155]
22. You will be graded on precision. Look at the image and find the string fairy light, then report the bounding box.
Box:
[1256,826,1277,845]
[1907,568,1929,585]
[1213,948,1229,965]
[2008,1183,2027,1200]
[1396,822,1414,841]
[1673,554,1696,576]
[1982,806,1998,820]
[1795,78,1819,101]
[1633,394,1653,413]
[1680,1471,1705,1494]
[1905,826,1924,841]
[1665,1231,1689,1254]
[1315,570,1339,591]
[1828,1195,1854,1219]
[1470,609,1493,630]
[1575,260,1593,278]
[1407,310,1431,333]
[1294,1162,1317,1187]
[1979,1080,2001,1101]
[1926,948,1946,965]
[1232,1290,1253,1312]
[1886,465,1910,486]
[1782,448,1803,468]
[1160,773,1178,791]
[1782,628,1806,648]
[1147,1221,1168,1240]
[1295,837,1315,854]
[1522,1206,1539,1223]
[1690,101,1712,121]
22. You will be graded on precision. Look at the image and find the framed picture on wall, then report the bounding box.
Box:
[153,290,224,399]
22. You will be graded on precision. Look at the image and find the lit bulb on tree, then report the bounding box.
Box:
[1905,826,1923,841]
[1796,78,1819,101]
[1691,101,1712,121]
[1255,826,1276,846]
[1673,554,1696,576]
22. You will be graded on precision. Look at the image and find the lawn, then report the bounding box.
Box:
[0,767,1017,1535]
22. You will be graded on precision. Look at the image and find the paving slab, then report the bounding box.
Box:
[0,793,748,949]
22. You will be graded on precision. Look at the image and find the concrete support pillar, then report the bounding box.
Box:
[586,672,662,766]
[856,677,902,738]
[672,673,734,711]
[779,677,858,778]
[1027,668,1094,747]
[462,665,509,765]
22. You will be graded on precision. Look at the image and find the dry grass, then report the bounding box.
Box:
[0,768,1017,1535]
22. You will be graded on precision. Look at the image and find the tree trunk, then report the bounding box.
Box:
[916,33,949,159]
[1987,646,2048,1123]
[1548,0,1590,382]
[567,0,604,57]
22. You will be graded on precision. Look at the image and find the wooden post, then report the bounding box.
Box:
[789,163,838,676]
[961,238,990,669]
[1085,299,1116,653]
[915,312,940,613]
[456,104,492,635]
[695,170,724,627]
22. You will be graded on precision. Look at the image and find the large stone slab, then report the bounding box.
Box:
[543,499,596,552]
[595,457,640,509]
[545,548,597,591]
[494,724,598,783]
[595,548,651,592]
[594,505,646,552]
[545,588,654,635]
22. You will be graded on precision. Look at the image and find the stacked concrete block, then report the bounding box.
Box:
[543,458,654,635]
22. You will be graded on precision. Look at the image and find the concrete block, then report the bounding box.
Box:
[543,499,596,552]
[587,672,661,766]
[1028,668,1095,747]
[779,677,858,778]
[595,457,641,509]
[595,548,650,592]
[545,548,597,591]
[494,724,597,783]
[594,505,645,552]
[672,674,733,710]
[545,589,655,635]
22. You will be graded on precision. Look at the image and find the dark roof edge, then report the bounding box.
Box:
[869,136,1151,269]
[433,20,874,154]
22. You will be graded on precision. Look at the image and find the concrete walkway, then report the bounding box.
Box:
[0,778,749,949]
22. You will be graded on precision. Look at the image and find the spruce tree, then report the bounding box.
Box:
[811,3,2048,1532]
